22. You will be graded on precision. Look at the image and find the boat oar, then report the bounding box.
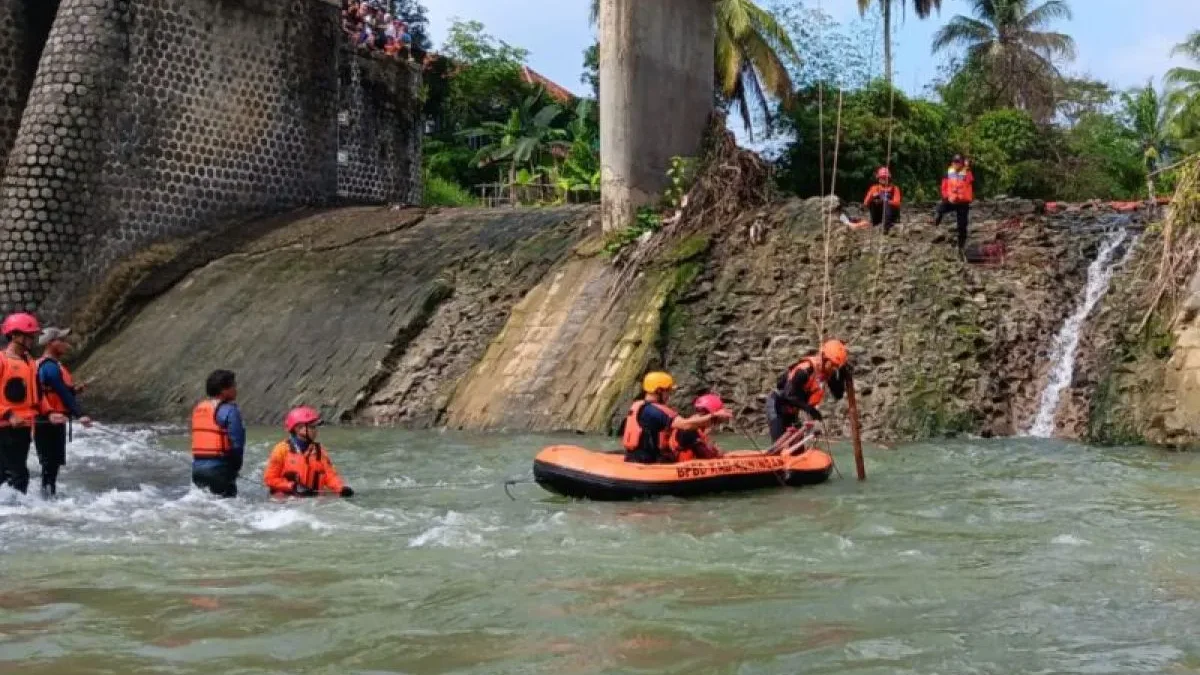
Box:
[766,427,802,456]
[845,371,867,481]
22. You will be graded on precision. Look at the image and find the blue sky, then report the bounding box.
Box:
[425,0,1200,99]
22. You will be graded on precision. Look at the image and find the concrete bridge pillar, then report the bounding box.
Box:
[599,0,713,233]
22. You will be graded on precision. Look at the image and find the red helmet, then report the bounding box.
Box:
[693,394,725,414]
[2,312,40,337]
[285,406,322,432]
[876,166,891,180]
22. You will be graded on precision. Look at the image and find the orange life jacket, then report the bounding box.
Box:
[668,426,719,462]
[191,399,232,459]
[263,439,346,496]
[0,350,40,427]
[780,357,825,410]
[942,167,974,204]
[36,356,75,416]
[621,400,677,454]
[864,183,902,207]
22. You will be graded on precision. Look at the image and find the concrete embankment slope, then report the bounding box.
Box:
[78,206,591,425]
[78,199,1155,441]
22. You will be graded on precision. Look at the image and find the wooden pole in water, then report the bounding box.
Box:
[845,372,867,481]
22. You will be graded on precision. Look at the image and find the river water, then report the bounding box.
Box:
[1,427,1199,674]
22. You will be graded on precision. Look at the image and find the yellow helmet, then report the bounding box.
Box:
[642,371,675,394]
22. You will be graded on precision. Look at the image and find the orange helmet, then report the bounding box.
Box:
[820,340,848,368]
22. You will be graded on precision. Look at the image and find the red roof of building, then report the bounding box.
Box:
[520,66,574,104]
[423,54,574,103]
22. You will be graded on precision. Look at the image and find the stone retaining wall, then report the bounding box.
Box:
[0,0,421,321]
[76,206,590,425]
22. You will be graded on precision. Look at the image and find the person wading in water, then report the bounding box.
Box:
[35,327,93,497]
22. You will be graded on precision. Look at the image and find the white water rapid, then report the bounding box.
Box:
[1027,227,1129,437]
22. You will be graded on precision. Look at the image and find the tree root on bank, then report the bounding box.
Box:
[1138,157,1200,333]
[611,113,773,291]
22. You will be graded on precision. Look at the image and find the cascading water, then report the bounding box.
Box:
[1027,226,1129,437]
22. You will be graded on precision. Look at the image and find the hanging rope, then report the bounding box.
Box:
[852,22,901,347]
[817,86,844,342]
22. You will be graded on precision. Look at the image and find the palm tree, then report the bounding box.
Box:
[460,92,568,203]
[931,0,1076,121]
[590,0,800,135]
[1166,31,1200,151]
[1122,82,1175,198]
[856,0,942,85]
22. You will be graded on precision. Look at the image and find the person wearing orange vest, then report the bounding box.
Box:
[263,406,353,498]
[0,313,66,494]
[621,371,732,464]
[668,394,727,462]
[934,154,975,253]
[190,369,245,498]
[34,327,93,497]
[864,166,902,232]
[765,340,851,442]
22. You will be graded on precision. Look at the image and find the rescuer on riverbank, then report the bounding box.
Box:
[669,394,726,461]
[263,406,353,498]
[622,372,733,464]
[35,327,92,497]
[0,313,65,494]
[864,167,902,232]
[934,155,975,252]
[765,340,851,442]
[190,370,244,498]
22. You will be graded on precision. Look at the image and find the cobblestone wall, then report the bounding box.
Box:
[337,54,422,204]
[0,0,58,184]
[0,0,421,320]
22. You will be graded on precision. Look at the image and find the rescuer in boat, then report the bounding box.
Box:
[864,166,902,232]
[934,154,975,253]
[190,369,245,498]
[765,340,851,442]
[622,372,732,464]
[35,327,93,497]
[0,313,66,494]
[263,406,353,498]
[669,394,727,461]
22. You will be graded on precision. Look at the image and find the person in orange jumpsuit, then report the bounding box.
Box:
[934,154,975,252]
[263,406,354,498]
[668,394,727,461]
[863,166,902,232]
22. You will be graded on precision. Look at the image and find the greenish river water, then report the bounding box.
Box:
[1,427,1199,674]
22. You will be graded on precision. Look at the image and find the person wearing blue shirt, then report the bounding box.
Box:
[35,327,92,497]
[190,370,245,498]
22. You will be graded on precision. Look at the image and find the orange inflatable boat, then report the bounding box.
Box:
[533,445,834,501]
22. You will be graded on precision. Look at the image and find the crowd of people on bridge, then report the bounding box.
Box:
[342,0,413,60]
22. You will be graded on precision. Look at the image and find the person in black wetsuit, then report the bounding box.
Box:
[765,340,851,442]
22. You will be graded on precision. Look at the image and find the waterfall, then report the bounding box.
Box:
[1027,228,1129,437]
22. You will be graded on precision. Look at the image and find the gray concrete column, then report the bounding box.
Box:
[599,0,714,233]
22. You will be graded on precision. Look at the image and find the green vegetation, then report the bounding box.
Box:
[422,20,598,206]
[603,208,662,257]
[421,171,476,207]
[424,0,1200,208]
